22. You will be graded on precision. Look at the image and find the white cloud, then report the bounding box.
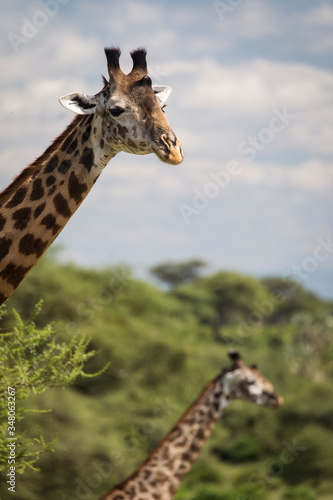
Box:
[288,160,333,192]
[304,3,333,25]
[238,159,333,192]
[176,58,333,157]
[181,59,333,113]
[213,0,281,39]
[297,3,333,54]
[0,0,332,299]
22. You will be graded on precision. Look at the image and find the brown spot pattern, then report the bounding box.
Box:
[0,214,6,231]
[127,139,136,149]
[44,154,59,174]
[169,428,182,442]
[68,171,88,204]
[138,481,148,494]
[6,187,27,208]
[79,147,94,172]
[19,233,47,257]
[81,120,92,143]
[53,193,71,218]
[143,470,152,481]
[117,124,128,139]
[30,178,44,201]
[40,214,62,235]
[13,207,32,230]
[58,159,71,174]
[0,262,32,288]
[125,486,136,499]
[61,130,76,152]
[0,237,12,261]
[34,202,46,219]
[67,138,78,154]
[46,175,56,187]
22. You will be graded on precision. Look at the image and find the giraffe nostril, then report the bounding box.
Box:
[161,134,170,149]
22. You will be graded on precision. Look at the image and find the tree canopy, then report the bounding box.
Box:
[150,259,207,287]
[0,255,332,500]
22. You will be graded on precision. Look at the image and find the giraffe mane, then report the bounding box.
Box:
[0,115,85,206]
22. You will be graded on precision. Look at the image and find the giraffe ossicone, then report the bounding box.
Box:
[0,47,183,305]
[99,351,283,500]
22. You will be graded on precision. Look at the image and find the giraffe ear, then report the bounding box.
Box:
[153,85,172,107]
[59,92,98,115]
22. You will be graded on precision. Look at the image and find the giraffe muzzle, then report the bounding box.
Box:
[268,392,284,409]
[156,133,184,165]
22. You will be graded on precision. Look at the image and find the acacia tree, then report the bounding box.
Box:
[197,272,270,339]
[0,302,103,475]
[150,259,207,288]
[261,276,327,323]
[174,272,270,342]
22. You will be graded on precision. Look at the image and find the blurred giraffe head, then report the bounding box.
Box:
[221,351,283,409]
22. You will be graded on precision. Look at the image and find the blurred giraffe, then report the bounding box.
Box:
[100,351,283,500]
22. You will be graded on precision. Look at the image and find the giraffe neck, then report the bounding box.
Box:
[0,114,119,305]
[101,374,228,500]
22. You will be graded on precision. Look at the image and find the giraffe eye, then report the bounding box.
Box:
[110,106,125,117]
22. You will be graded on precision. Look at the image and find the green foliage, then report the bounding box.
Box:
[280,424,333,484]
[284,485,316,499]
[0,301,101,475]
[212,434,264,463]
[175,271,270,341]
[261,277,330,323]
[150,258,206,287]
[0,254,332,500]
[190,483,266,500]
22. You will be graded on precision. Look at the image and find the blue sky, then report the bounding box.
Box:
[1,0,333,298]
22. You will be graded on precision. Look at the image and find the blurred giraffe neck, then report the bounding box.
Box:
[100,374,227,500]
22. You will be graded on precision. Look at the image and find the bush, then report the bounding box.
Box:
[0,302,101,475]
[284,485,316,499]
[213,435,264,463]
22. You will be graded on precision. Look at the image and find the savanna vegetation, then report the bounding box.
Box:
[0,254,332,500]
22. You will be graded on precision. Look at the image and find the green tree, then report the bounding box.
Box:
[184,272,270,341]
[150,259,207,287]
[261,277,328,323]
[0,302,102,475]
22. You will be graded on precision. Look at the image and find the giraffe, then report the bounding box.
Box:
[0,47,183,305]
[99,351,283,500]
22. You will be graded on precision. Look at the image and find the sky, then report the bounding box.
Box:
[0,0,332,298]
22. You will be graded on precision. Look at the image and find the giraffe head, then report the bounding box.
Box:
[59,47,183,165]
[221,351,283,409]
